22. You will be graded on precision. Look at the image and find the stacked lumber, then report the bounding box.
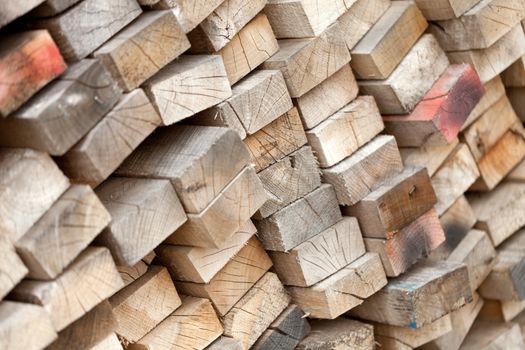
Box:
[1,0,525,349]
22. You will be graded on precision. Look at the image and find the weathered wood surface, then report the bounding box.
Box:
[0,59,122,156]
[255,184,342,251]
[0,30,66,118]
[33,0,142,61]
[294,64,358,130]
[431,143,480,214]
[129,296,223,350]
[143,55,232,125]
[0,235,27,300]
[118,125,250,214]
[30,0,81,17]
[0,0,45,27]
[219,14,279,85]
[155,221,255,283]
[175,237,272,316]
[188,0,266,52]
[412,0,481,20]
[359,34,449,114]
[351,1,428,80]
[468,182,525,246]
[507,86,525,122]
[0,301,57,350]
[206,336,243,350]
[96,177,187,266]
[322,135,404,206]
[110,266,181,343]
[222,272,291,349]
[462,75,506,131]
[306,96,384,168]
[167,166,266,248]
[460,321,525,350]
[364,208,445,277]
[15,185,110,280]
[91,333,123,350]
[297,319,375,350]
[244,107,308,172]
[94,10,190,92]
[58,89,161,187]
[479,299,525,322]
[384,64,485,147]
[344,166,437,239]
[194,69,293,137]
[288,252,387,319]
[48,301,117,350]
[269,217,366,287]
[255,146,320,219]
[349,261,472,328]
[10,247,123,331]
[428,0,525,51]
[262,22,351,98]
[448,24,525,83]
[0,148,69,242]
[502,56,525,87]
[400,139,459,177]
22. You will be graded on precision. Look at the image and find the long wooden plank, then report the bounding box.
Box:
[412,0,481,20]
[460,321,525,350]
[0,30,66,117]
[143,55,232,125]
[0,148,69,242]
[384,64,485,147]
[462,75,506,131]
[94,10,190,92]
[0,0,45,27]
[10,247,124,331]
[96,177,187,266]
[30,0,81,17]
[15,185,110,280]
[322,135,404,206]
[32,0,142,61]
[502,56,525,87]
[117,125,250,214]
[269,217,366,287]
[254,184,342,251]
[0,235,27,300]
[297,319,375,350]
[0,59,122,156]
[400,139,459,177]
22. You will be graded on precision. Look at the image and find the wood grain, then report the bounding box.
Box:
[0,236,27,300]
[297,319,375,350]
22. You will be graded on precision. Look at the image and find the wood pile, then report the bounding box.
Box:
[0,0,525,349]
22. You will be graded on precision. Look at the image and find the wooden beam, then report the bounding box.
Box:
[448,24,525,83]
[118,260,148,288]
[32,0,142,61]
[174,236,272,316]
[0,148,69,242]
[502,56,525,87]
[269,217,366,287]
[15,185,110,280]
[297,319,375,350]
[91,333,123,350]
[48,301,117,350]
[96,177,187,266]
[0,0,45,27]
[10,247,124,331]
[30,0,81,17]
[206,337,243,350]
[306,96,384,168]
[460,321,525,350]
[130,296,223,350]
[322,135,404,206]
[435,0,525,51]
[343,166,437,238]
[507,157,525,183]
[110,266,181,344]
[254,146,321,219]
[252,304,310,350]
[244,107,308,172]
[364,208,445,277]
[262,24,351,98]
[142,55,232,126]
[294,64,358,130]
[479,228,525,300]
[349,261,472,328]
[166,166,266,248]
[384,64,485,147]
[193,69,293,137]
[479,299,525,323]
[0,59,122,156]
[400,139,459,177]
[351,1,428,80]
[155,220,255,283]
[412,0,482,20]
[222,272,291,349]
[117,125,251,214]
[94,11,190,92]
[0,30,66,118]
[254,184,342,251]
[468,182,525,246]
[462,75,506,131]
[431,143,480,215]
[0,301,57,350]
[219,14,279,84]
[0,235,27,300]
[58,89,161,187]
[507,86,525,122]
[359,34,449,114]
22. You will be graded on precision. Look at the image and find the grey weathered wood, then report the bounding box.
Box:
[0,0,45,27]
